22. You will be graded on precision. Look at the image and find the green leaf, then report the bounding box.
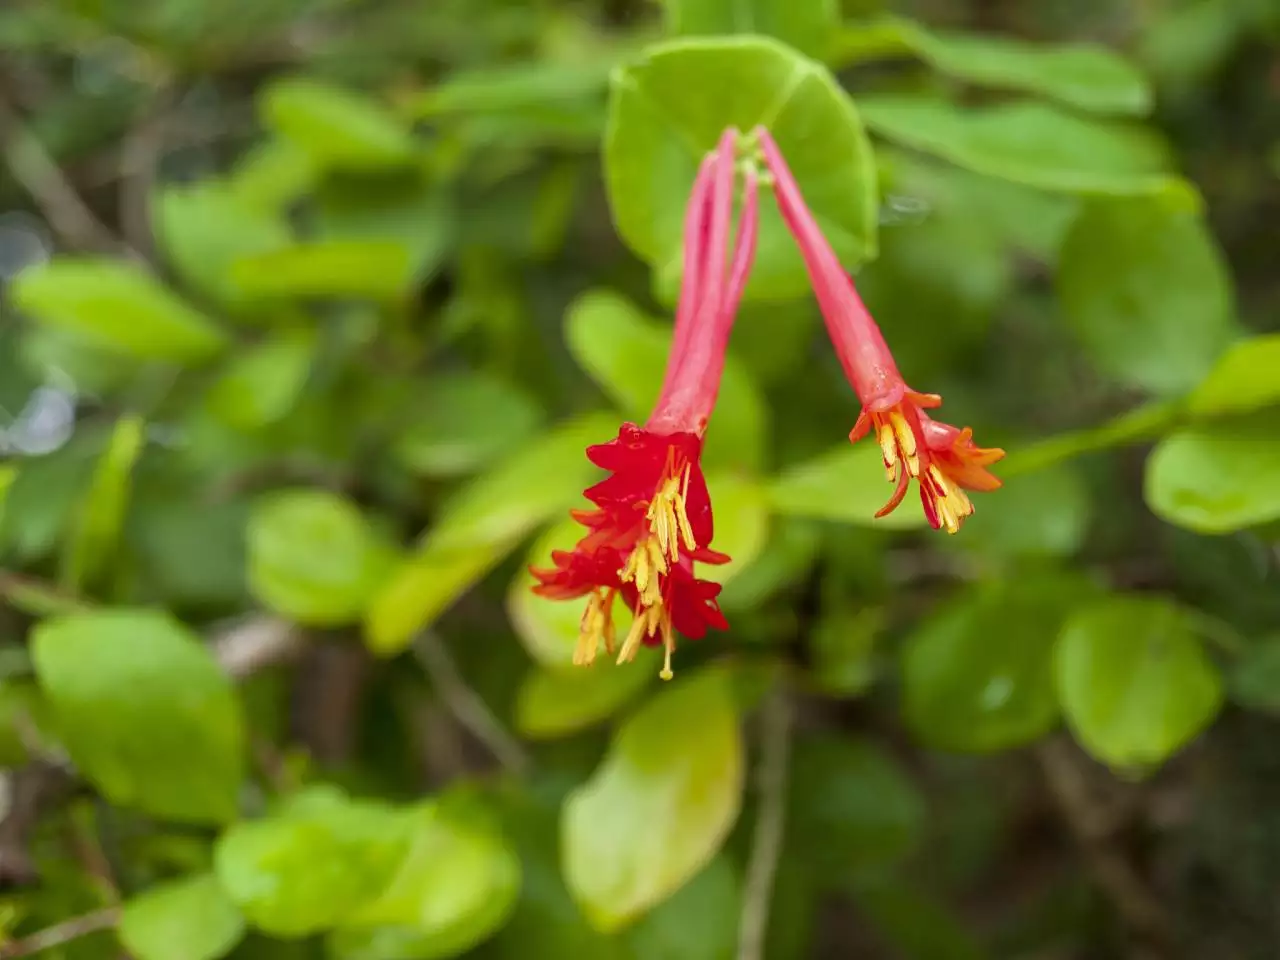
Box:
[1229,636,1280,715]
[366,413,618,656]
[11,259,227,362]
[902,576,1092,752]
[507,518,615,670]
[515,664,652,740]
[810,606,882,698]
[316,176,454,281]
[1054,596,1223,770]
[1187,333,1280,419]
[662,0,839,59]
[248,488,400,627]
[622,855,740,960]
[227,138,318,212]
[118,873,246,960]
[839,17,1151,115]
[153,182,292,310]
[789,736,924,880]
[1144,413,1280,534]
[260,78,417,171]
[1057,195,1236,396]
[328,800,522,960]
[767,442,928,530]
[231,241,416,300]
[412,62,610,147]
[0,429,104,565]
[392,373,545,478]
[205,331,316,431]
[215,788,410,938]
[564,289,768,470]
[32,609,245,823]
[858,96,1176,195]
[606,36,877,300]
[562,667,744,931]
[62,414,146,592]
[700,473,770,585]
[955,465,1090,558]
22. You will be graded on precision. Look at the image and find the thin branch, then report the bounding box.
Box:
[737,691,792,960]
[411,632,531,776]
[1035,738,1173,947]
[0,96,137,259]
[116,91,176,260]
[0,907,118,958]
[211,616,304,680]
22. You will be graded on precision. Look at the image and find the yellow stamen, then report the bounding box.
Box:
[614,600,678,680]
[574,589,617,666]
[621,537,668,606]
[925,464,974,535]
[889,412,920,477]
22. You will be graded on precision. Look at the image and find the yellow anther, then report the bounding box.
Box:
[617,602,663,666]
[925,464,974,535]
[890,412,920,477]
[621,537,668,606]
[574,589,617,666]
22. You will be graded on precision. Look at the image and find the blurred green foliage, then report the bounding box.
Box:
[1,0,1279,958]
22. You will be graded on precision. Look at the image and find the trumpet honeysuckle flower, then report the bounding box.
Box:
[754,127,1004,533]
[531,129,759,679]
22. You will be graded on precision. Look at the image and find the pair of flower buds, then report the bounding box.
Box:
[533,127,1004,679]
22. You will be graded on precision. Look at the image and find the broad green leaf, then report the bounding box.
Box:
[412,62,610,147]
[622,855,740,960]
[32,609,245,823]
[606,36,877,300]
[129,497,251,609]
[853,879,987,960]
[508,518,619,670]
[1229,636,1280,715]
[515,664,652,740]
[700,473,770,585]
[11,259,227,362]
[564,289,769,470]
[367,413,617,655]
[227,138,318,212]
[62,414,145,592]
[260,78,417,170]
[205,331,316,431]
[1144,413,1280,534]
[0,466,15,531]
[662,0,839,59]
[317,176,454,281]
[1187,333,1280,418]
[902,576,1093,752]
[1055,596,1223,770]
[837,17,1151,115]
[231,241,415,300]
[858,96,1176,195]
[810,606,882,698]
[1058,195,1236,396]
[392,373,545,478]
[0,429,104,565]
[215,788,410,938]
[328,800,522,960]
[153,181,292,309]
[562,667,744,930]
[955,464,1090,558]
[248,488,400,627]
[788,736,924,880]
[429,413,619,552]
[767,442,927,530]
[118,873,246,960]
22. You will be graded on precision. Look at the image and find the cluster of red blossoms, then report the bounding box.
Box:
[532,126,1004,679]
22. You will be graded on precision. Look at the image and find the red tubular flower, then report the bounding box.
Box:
[754,127,1004,533]
[531,129,759,678]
